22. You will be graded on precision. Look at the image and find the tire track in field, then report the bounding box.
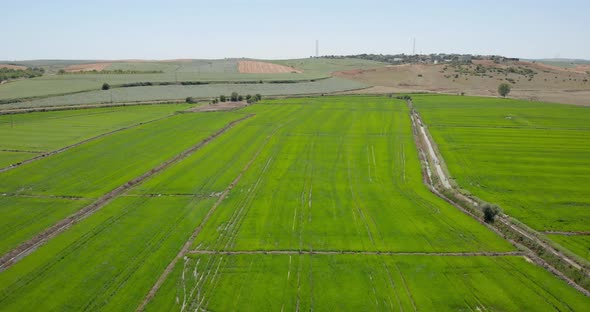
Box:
[137,116,293,312]
[190,117,299,311]
[0,114,255,271]
[0,113,176,173]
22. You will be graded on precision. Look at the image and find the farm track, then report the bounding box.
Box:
[186,250,525,257]
[0,194,89,201]
[137,117,293,311]
[408,99,590,296]
[542,231,590,236]
[0,114,176,173]
[0,114,255,271]
[0,149,43,154]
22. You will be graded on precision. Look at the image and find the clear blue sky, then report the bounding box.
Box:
[2,0,588,60]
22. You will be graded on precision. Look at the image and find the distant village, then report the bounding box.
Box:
[320,53,520,65]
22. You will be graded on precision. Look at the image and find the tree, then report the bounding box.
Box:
[238,95,243,101]
[219,95,226,102]
[482,203,501,223]
[246,94,252,100]
[230,92,239,102]
[498,83,511,97]
[255,94,262,101]
[102,83,110,90]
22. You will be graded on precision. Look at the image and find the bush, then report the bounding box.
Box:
[498,83,511,97]
[219,95,226,102]
[246,94,252,100]
[238,95,243,101]
[255,94,262,101]
[186,97,196,103]
[482,203,501,223]
[230,92,239,102]
[102,83,110,90]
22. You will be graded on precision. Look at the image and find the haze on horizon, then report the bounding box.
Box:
[2,0,589,61]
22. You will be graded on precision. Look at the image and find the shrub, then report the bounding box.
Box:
[219,95,226,102]
[185,97,196,103]
[498,83,511,97]
[102,83,110,90]
[482,203,501,223]
[230,92,239,102]
[255,94,262,101]
[238,95,243,101]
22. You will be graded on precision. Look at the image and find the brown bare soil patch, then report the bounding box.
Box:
[64,62,112,72]
[238,60,302,74]
[186,101,249,112]
[0,64,27,70]
[334,62,590,106]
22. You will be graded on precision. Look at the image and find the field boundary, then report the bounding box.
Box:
[136,116,294,311]
[0,114,255,271]
[0,113,180,173]
[187,250,524,256]
[0,77,333,108]
[407,99,590,296]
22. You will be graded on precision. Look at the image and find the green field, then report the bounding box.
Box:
[412,95,590,260]
[147,254,588,311]
[0,104,191,167]
[2,78,366,110]
[0,58,384,103]
[0,96,587,311]
[549,235,590,262]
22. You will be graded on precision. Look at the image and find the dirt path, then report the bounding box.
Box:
[0,149,44,154]
[0,114,175,173]
[187,250,524,257]
[0,194,88,201]
[0,114,254,271]
[542,231,590,236]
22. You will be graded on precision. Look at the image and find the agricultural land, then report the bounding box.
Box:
[0,96,588,311]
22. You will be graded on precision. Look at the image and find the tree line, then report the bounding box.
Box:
[0,67,45,81]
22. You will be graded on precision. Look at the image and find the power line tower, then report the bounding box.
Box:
[315,40,319,58]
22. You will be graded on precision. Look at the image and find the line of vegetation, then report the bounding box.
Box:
[0,67,45,81]
[0,78,330,106]
[57,69,163,74]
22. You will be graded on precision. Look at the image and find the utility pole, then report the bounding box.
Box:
[412,37,416,55]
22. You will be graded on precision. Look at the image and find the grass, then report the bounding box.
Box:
[548,235,590,262]
[0,196,216,312]
[273,58,387,74]
[0,111,246,197]
[0,110,246,255]
[0,104,191,165]
[1,78,366,110]
[0,151,37,168]
[0,58,383,103]
[0,197,90,255]
[0,96,587,311]
[412,95,590,232]
[191,97,513,252]
[146,254,590,311]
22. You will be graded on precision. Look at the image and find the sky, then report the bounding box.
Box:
[1,0,589,60]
